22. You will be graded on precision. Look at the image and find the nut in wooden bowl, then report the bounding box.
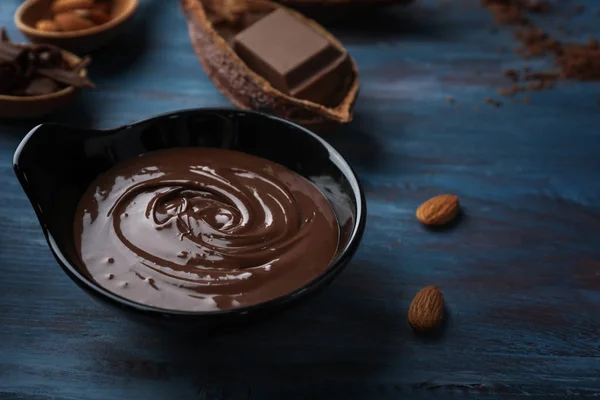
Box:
[181,0,360,131]
[15,0,138,54]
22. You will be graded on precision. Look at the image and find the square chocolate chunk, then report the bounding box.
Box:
[233,8,350,105]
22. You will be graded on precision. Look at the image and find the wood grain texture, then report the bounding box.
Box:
[2,0,600,398]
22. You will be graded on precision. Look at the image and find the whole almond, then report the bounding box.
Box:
[416,194,460,226]
[74,8,111,25]
[408,285,445,332]
[92,1,112,14]
[35,19,61,32]
[51,0,96,14]
[54,12,96,31]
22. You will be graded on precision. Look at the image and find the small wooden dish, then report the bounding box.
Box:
[0,49,88,119]
[14,0,138,54]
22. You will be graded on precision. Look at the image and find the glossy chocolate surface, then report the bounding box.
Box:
[74,147,338,311]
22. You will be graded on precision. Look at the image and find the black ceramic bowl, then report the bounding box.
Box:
[13,108,366,329]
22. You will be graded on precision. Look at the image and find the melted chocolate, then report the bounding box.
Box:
[73,148,338,311]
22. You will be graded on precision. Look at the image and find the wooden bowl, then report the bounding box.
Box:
[0,50,88,119]
[14,0,138,54]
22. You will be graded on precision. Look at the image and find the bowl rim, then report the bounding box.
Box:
[13,107,367,318]
[14,0,139,39]
[0,46,86,102]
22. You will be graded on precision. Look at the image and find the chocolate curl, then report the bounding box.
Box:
[37,56,95,89]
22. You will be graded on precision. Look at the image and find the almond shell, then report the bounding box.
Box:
[181,0,360,130]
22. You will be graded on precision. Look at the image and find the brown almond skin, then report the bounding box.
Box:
[54,12,97,31]
[92,1,112,13]
[74,8,112,25]
[180,0,360,131]
[416,194,460,226]
[51,0,96,14]
[408,286,445,332]
[35,19,61,32]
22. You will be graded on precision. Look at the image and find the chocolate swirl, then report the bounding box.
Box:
[74,148,338,311]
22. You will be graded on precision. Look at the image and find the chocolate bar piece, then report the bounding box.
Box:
[233,9,350,105]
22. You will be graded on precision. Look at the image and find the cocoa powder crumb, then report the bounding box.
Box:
[523,71,560,80]
[571,4,586,16]
[481,0,550,26]
[485,97,502,107]
[556,41,600,80]
[498,85,525,96]
[483,0,600,98]
[526,80,544,90]
[504,68,520,82]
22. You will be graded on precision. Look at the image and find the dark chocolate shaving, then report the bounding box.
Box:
[0,27,94,96]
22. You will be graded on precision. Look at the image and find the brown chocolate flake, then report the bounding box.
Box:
[445,96,455,103]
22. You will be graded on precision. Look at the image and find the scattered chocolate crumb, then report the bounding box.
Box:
[482,0,600,104]
[521,96,531,104]
[445,96,455,103]
[571,4,585,16]
[485,97,502,107]
[107,257,114,264]
[556,40,600,80]
[481,0,531,25]
[523,71,560,80]
[107,274,114,280]
[527,0,551,13]
[498,84,526,96]
[514,28,561,57]
[504,68,520,82]
[526,80,544,90]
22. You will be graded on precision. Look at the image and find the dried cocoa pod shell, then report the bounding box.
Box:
[278,0,414,15]
[279,0,413,5]
[180,0,360,130]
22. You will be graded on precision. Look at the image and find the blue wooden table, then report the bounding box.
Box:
[2,0,600,398]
